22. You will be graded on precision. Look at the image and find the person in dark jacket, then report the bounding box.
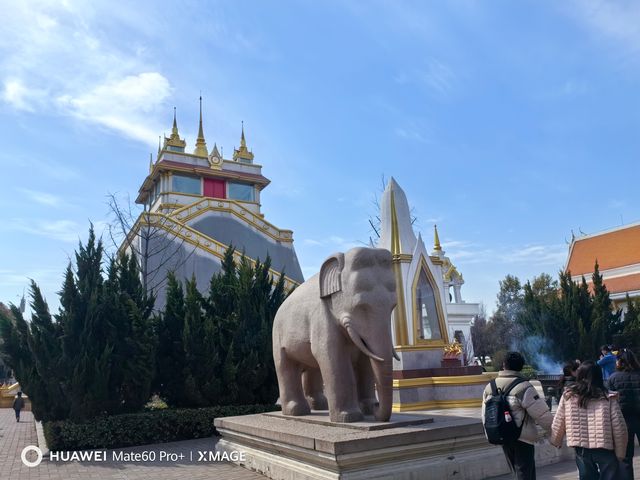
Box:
[557,361,579,399]
[12,391,25,422]
[608,349,640,479]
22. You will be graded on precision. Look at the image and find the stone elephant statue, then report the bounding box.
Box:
[272,247,397,423]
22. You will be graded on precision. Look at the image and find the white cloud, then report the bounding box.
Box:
[444,239,567,267]
[1,79,46,112]
[56,72,171,145]
[502,244,568,266]
[302,235,362,250]
[0,1,171,146]
[394,58,458,99]
[4,218,109,243]
[17,188,68,208]
[6,219,81,243]
[394,126,430,143]
[565,0,640,58]
[0,154,81,181]
[303,239,323,246]
[0,268,61,289]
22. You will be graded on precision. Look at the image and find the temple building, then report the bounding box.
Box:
[377,178,484,411]
[565,222,640,311]
[125,100,304,308]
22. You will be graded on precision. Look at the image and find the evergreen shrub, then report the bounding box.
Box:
[44,404,280,451]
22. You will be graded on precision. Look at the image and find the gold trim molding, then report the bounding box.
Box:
[392,398,482,412]
[393,374,494,389]
[411,255,449,345]
[394,343,447,351]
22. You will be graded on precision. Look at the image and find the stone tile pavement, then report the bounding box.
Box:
[0,408,264,480]
[3,407,639,479]
[487,447,640,479]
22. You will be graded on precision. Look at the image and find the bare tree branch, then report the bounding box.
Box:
[106,193,197,297]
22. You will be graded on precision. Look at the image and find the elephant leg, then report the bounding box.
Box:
[316,348,363,423]
[303,368,328,410]
[275,348,310,416]
[355,354,378,416]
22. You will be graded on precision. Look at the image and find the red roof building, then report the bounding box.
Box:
[565,223,640,309]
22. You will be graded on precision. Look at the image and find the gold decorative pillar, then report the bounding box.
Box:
[390,191,409,346]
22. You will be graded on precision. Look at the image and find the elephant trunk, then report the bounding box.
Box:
[341,315,393,421]
[343,318,384,362]
[371,356,393,421]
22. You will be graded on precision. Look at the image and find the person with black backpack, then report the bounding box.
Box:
[482,351,554,479]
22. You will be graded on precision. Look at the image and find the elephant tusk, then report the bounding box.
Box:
[393,348,400,361]
[344,324,384,362]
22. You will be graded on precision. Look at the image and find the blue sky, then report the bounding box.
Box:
[1,0,639,314]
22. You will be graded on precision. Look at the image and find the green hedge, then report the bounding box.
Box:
[44,404,279,451]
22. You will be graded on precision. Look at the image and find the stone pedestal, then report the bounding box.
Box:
[215,409,573,480]
[392,349,495,411]
[440,358,462,368]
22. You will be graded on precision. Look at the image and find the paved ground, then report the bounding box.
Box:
[487,447,640,479]
[2,407,638,479]
[0,408,263,480]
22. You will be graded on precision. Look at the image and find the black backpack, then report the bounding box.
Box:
[484,377,528,445]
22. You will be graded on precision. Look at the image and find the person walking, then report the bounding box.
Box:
[598,345,617,387]
[482,351,554,480]
[12,391,25,422]
[557,361,579,399]
[608,349,640,479]
[550,361,627,480]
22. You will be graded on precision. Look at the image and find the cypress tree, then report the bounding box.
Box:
[112,254,156,413]
[27,282,68,420]
[0,227,157,421]
[155,272,188,406]
[182,277,208,406]
[590,261,622,352]
[0,303,50,420]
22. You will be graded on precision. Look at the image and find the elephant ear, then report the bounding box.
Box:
[319,253,345,298]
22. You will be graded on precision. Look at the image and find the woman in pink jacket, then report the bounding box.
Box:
[550,361,628,480]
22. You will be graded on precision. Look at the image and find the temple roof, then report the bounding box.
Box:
[588,273,640,295]
[566,223,640,275]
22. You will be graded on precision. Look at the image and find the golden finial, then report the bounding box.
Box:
[211,142,221,158]
[172,107,178,135]
[149,153,153,172]
[443,341,463,358]
[164,107,186,150]
[434,224,442,251]
[193,96,208,157]
[233,121,254,162]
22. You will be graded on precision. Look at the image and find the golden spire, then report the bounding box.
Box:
[233,121,254,162]
[149,153,153,173]
[171,107,178,135]
[434,224,442,251]
[193,96,208,157]
[389,191,402,256]
[164,107,186,150]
